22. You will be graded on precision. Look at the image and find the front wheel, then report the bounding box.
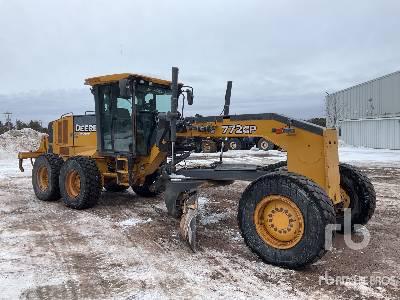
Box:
[132,172,161,198]
[238,171,335,269]
[104,182,129,192]
[59,156,102,209]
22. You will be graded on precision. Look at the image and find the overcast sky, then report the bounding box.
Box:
[1,0,399,124]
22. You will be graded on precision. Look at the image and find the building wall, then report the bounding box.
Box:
[339,118,400,149]
[326,71,400,127]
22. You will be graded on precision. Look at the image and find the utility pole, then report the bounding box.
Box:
[4,112,12,131]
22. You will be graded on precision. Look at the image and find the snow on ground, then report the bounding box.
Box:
[119,217,152,228]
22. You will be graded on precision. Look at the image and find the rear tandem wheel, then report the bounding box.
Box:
[32,153,64,201]
[59,156,102,209]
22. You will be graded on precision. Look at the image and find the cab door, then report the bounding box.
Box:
[95,84,134,155]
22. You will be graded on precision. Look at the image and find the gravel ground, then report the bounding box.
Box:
[0,151,399,299]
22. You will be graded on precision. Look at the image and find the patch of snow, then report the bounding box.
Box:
[197,196,209,210]
[119,217,152,227]
[169,174,189,179]
[200,212,229,225]
[343,281,386,299]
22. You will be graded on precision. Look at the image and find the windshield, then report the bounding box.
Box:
[96,82,172,155]
[135,85,171,113]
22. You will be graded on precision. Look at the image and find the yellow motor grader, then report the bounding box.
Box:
[18,67,376,269]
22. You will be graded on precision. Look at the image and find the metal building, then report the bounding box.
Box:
[326,71,400,149]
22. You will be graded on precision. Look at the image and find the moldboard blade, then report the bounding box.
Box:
[179,197,198,252]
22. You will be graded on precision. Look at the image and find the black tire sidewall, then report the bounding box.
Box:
[239,173,330,268]
[131,172,160,197]
[336,169,360,231]
[32,155,61,201]
[59,157,101,209]
[60,159,84,208]
[338,163,376,226]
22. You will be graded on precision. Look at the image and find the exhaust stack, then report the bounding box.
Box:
[223,81,232,116]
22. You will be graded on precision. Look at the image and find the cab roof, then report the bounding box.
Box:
[84,73,171,87]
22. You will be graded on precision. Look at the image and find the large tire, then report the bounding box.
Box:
[59,156,102,209]
[132,172,160,197]
[228,138,242,150]
[238,171,335,269]
[104,182,129,192]
[32,154,64,201]
[257,138,275,151]
[336,163,376,232]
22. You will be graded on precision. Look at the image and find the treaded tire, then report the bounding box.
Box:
[238,171,335,269]
[336,163,376,232]
[132,172,160,198]
[228,138,242,150]
[257,138,275,151]
[104,182,129,192]
[32,154,64,201]
[59,156,102,209]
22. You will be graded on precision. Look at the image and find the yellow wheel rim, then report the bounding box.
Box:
[254,195,304,249]
[37,166,49,191]
[65,170,81,198]
[340,187,351,209]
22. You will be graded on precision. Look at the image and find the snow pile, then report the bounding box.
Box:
[0,128,45,155]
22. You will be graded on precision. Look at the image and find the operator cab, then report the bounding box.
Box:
[85,73,173,156]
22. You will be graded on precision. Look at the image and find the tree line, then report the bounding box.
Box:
[0,120,48,135]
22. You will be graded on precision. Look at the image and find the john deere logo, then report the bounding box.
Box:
[75,124,96,132]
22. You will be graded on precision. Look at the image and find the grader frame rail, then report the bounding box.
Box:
[18,67,376,269]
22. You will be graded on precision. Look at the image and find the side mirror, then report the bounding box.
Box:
[119,79,131,98]
[186,89,194,105]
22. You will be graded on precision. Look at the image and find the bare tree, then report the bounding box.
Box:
[325,93,346,128]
